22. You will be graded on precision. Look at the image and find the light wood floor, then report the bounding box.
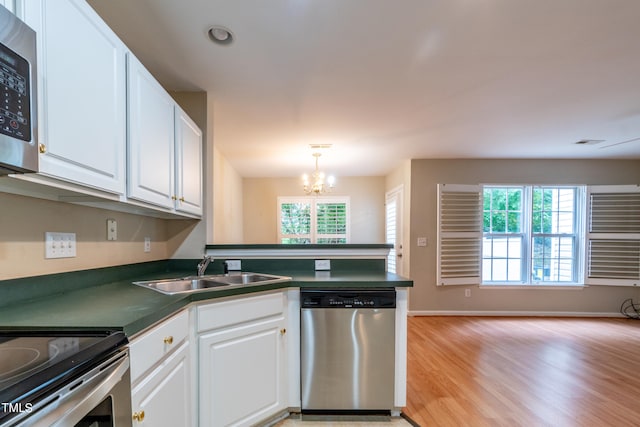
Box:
[403,316,640,427]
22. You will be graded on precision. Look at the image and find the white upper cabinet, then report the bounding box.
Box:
[1,0,20,16]
[126,53,175,209]
[128,54,203,217]
[23,0,126,194]
[10,0,203,218]
[175,106,203,216]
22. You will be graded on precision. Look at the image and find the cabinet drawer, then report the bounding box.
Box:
[130,310,189,382]
[197,292,285,333]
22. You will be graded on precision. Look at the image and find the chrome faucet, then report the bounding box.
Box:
[197,255,214,276]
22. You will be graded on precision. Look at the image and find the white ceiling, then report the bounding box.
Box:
[88,0,640,178]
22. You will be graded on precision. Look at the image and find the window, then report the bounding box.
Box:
[482,186,584,285]
[437,184,586,286]
[278,197,349,244]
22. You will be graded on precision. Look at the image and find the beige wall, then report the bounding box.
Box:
[409,159,640,314]
[243,176,386,244]
[212,146,244,243]
[0,192,173,280]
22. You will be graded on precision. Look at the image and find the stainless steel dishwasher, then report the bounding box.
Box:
[300,288,396,412]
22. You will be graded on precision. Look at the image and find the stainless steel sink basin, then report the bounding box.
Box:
[133,272,291,295]
[218,273,283,285]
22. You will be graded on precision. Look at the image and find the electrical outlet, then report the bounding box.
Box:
[45,232,76,259]
[417,237,428,247]
[225,259,242,271]
[144,237,151,253]
[315,259,331,271]
[465,289,471,298]
[107,219,117,241]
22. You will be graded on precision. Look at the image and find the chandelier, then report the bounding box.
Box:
[302,152,335,195]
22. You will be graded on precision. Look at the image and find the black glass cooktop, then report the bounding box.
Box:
[0,331,127,423]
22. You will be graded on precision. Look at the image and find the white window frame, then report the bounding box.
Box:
[277,196,350,244]
[482,185,586,286]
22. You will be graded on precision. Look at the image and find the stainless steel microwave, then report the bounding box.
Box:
[0,5,38,175]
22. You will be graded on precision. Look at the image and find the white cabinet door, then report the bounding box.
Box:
[131,340,192,427]
[197,292,289,427]
[24,0,126,194]
[0,0,16,14]
[175,106,203,216]
[199,318,287,427]
[127,53,175,209]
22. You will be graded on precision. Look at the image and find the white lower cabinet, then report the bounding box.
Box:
[131,341,191,426]
[129,310,193,427]
[197,292,290,427]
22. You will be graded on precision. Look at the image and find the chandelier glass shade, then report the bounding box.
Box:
[302,152,335,195]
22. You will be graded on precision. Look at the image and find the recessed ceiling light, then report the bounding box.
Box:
[208,26,234,45]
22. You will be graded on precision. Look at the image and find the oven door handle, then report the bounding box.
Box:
[15,352,130,427]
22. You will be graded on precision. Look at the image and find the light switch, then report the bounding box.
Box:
[417,237,428,247]
[45,232,76,258]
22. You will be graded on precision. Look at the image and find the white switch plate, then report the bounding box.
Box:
[45,232,76,259]
[144,237,151,252]
[107,219,117,241]
[226,259,242,271]
[315,259,331,271]
[417,237,428,247]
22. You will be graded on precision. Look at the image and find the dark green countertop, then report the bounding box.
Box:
[0,262,411,337]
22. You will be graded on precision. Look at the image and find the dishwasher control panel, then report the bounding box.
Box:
[301,288,396,308]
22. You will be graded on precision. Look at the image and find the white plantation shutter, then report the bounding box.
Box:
[386,196,398,273]
[316,201,349,243]
[437,184,482,285]
[277,197,349,244]
[586,185,640,286]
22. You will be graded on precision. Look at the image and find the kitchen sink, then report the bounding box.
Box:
[133,272,291,295]
[217,273,283,285]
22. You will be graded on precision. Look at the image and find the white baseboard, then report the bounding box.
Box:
[408,310,623,318]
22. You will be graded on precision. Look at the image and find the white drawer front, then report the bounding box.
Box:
[197,292,285,333]
[130,310,189,382]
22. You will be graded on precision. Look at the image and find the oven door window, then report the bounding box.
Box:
[74,396,113,427]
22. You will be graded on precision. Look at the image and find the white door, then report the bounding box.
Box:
[386,186,403,275]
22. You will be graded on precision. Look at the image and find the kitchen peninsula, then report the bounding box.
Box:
[0,244,412,426]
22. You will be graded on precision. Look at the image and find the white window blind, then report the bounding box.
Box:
[437,184,482,285]
[586,185,640,286]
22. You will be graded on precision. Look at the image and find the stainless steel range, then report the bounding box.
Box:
[0,331,131,427]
